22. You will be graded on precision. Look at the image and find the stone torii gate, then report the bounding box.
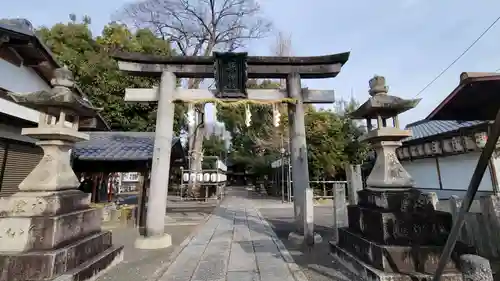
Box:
[113,51,350,249]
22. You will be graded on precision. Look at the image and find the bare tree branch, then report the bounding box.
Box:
[116,0,272,197]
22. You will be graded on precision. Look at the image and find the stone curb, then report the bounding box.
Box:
[147,200,222,281]
[253,207,309,281]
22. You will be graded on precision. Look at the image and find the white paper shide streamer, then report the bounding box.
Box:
[245,105,252,127]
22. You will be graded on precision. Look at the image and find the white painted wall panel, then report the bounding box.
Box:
[0,59,50,123]
[438,152,493,191]
[403,158,440,189]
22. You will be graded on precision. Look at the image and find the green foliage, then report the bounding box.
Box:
[36,15,187,133]
[216,79,282,175]
[305,104,369,179]
[217,82,368,179]
[203,135,226,158]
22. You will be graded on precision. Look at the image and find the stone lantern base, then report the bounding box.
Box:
[0,128,123,281]
[330,188,474,281]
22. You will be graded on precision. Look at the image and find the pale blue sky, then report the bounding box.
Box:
[3,0,500,127]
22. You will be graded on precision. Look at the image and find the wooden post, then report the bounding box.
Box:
[345,164,362,205]
[137,170,148,233]
[287,72,315,244]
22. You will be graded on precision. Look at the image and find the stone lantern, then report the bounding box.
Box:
[330,76,469,280]
[0,67,123,281]
[350,75,420,188]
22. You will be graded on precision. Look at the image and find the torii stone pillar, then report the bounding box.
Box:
[286,73,320,245]
[135,71,176,249]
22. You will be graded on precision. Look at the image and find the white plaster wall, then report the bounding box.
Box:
[0,59,50,123]
[438,152,493,192]
[403,158,440,189]
[402,152,495,199]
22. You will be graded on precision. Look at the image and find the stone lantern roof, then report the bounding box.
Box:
[350,75,421,120]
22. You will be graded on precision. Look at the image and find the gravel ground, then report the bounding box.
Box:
[258,205,360,281]
[96,204,216,281]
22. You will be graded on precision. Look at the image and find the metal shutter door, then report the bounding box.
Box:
[0,143,43,196]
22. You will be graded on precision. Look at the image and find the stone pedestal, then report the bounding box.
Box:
[334,76,471,280]
[330,189,474,281]
[0,128,123,281]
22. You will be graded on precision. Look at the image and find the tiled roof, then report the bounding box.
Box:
[0,18,35,36]
[74,132,182,161]
[403,120,486,143]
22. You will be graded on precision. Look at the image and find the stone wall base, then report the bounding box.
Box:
[0,231,123,281]
[330,241,463,281]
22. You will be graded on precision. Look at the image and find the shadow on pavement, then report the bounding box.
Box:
[212,186,357,281]
[246,188,357,281]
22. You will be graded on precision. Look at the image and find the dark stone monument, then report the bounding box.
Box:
[330,76,473,281]
[0,67,123,281]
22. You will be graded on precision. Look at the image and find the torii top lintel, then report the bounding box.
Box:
[112,51,350,79]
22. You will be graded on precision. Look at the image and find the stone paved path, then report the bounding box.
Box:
[158,186,308,281]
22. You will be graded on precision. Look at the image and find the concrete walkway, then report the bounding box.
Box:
[158,186,308,281]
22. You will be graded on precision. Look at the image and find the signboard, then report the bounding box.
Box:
[214,52,248,99]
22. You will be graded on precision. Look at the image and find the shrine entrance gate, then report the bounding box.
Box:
[113,51,350,249]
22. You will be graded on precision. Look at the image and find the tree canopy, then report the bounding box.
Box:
[218,88,368,180]
[36,15,187,133]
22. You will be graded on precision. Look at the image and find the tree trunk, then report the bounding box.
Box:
[188,107,205,198]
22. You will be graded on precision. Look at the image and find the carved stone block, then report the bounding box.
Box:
[0,208,101,252]
[0,231,120,281]
[335,228,470,274]
[0,190,90,217]
[367,141,415,188]
[347,205,452,245]
[357,189,436,212]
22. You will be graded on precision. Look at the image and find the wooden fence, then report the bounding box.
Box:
[434,194,500,260]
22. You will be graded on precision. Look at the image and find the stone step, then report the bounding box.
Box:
[330,241,464,281]
[347,205,452,245]
[0,207,102,252]
[0,231,115,281]
[335,228,460,274]
[50,245,123,281]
